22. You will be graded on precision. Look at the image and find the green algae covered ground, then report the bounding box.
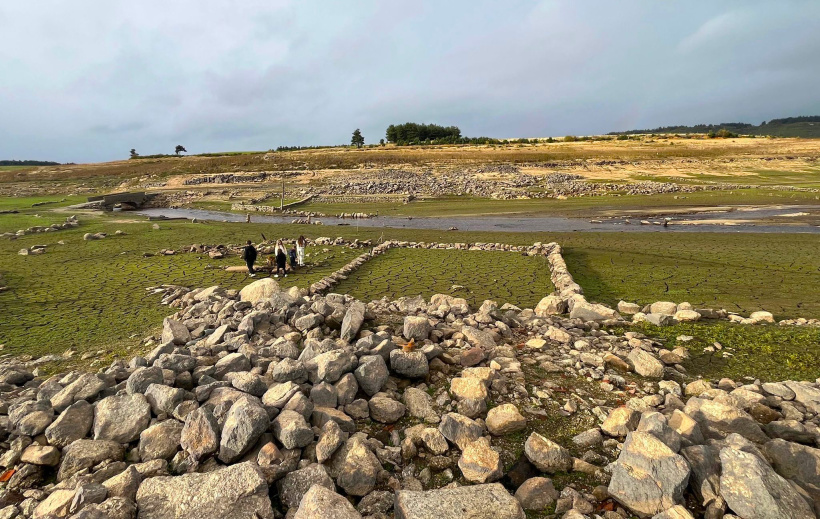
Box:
[334,248,553,309]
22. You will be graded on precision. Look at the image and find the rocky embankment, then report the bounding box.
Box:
[0,276,819,518]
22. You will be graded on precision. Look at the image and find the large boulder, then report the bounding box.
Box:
[764,439,820,502]
[608,432,690,517]
[277,463,335,511]
[162,318,191,345]
[439,412,483,450]
[58,439,125,481]
[239,277,280,304]
[458,437,503,483]
[403,316,432,341]
[293,485,362,519]
[180,406,220,461]
[354,355,389,396]
[93,394,151,443]
[486,404,526,436]
[335,438,381,496]
[627,349,665,378]
[534,295,567,316]
[340,302,366,343]
[394,483,524,519]
[50,373,106,411]
[719,447,815,519]
[390,349,429,378]
[136,462,274,519]
[139,420,184,461]
[45,400,94,448]
[219,398,270,463]
[523,433,572,473]
[683,397,768,443]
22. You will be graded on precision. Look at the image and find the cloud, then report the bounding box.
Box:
[0,0,819,162]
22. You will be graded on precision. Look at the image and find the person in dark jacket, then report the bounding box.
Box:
[274,239,287,278]
[241,240,258,276]
[289,246,298,270]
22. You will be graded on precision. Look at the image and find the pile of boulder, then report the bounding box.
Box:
[616,300,805,327]
[0,275,818,518]
[2,216,79,240]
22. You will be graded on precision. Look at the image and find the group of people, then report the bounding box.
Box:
[241,235,307,278]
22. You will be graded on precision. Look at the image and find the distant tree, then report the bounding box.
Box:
[379,138,385,146]
[351,129,364,148]
[129,149,139,158]
[175,145,187,155]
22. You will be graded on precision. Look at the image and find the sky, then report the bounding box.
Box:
[1,0,819,163]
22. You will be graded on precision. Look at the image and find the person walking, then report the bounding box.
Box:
[296,235,307,266]
[288,245,298,270]
[241,240,258,277]
[274,239,288,278]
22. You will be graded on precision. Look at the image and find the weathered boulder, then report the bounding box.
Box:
[764,438,820,502]
[628,349,665,378]
[219,398,270,463]
[535,295,567,316]
[45,400,94,448]
[144,383,185,416]
[683,397,768,442]
[335,438,381,496]
[404,316,432,341]
[50,373,106,411]
[273,409,314,449]
[354,355,389,396]
[524,433,573,473]
[93,394,151,443]
[514,477,558,511]
[162,317,191,345]
[486,404,526,436]
[139,420,183,461]
[719,447,815,519]
[340,301,366,343]
[394,483,525,519]
[439,412,483,450]
[136,462,274,518]
[239,277,280,304]
[277,463,335,511]
[293,484,362,519]
[180,406,220,461]
[608,432,690,517]
[58,440,125,481]
[602,407,640,438]
[458,437,503,483]
[126,366,164,395]
[369,397,406,423]
[390,349,429,378]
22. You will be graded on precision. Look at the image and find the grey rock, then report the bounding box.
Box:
[273,409,314,449]
[139,420,184,461]
[136,461,273,519]
[145,383,185,415]
[45,400,94,448]
[180,406,220,461]
[126,366,164,395]
[293,484,362,519]
[719,446,815,519]
[764,438,820,502]
[390,349,429,378]
[404,316,432,341]
[93,394,151,443]
[458,437,503,483]
[683,397,768,443]
[8,400,54,436]
[162,318,191,345]
[438,412,483,450]
[514,477,558,511]
[369,397,406,424]
[277,463,335,511]
[341,301,366,343]
[524,433,573,473]
[354,355,389,396]
[608,432,690,517]
[394,483,525,519]
[219,398,270,463]
[58,439,125,481]
[336,438,381,496]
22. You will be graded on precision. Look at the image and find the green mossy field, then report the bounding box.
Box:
[334,248,553,308]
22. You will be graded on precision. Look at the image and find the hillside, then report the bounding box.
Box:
[610,115,820,138]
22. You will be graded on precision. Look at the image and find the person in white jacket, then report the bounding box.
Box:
[296,235,307,267]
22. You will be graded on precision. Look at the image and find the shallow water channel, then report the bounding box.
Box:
[136,206,820,234]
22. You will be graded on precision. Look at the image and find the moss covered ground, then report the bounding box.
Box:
[334,248,553,308]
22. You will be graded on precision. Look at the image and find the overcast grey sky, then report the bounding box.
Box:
[1,1,819,163]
